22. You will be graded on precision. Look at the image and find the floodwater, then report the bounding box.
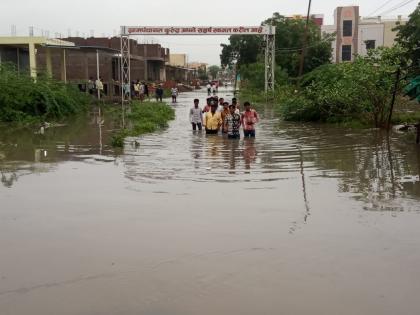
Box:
[1,90,420,315]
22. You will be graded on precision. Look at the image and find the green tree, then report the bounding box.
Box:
[281,46,407,127]
[219,13,333,78]
[394,2,420,72]
[265,13,333,77]
[220,35,262,69]
[197,68,208,81]
[208,65,221,79]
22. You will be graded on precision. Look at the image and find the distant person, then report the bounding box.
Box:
[139,82,146,101]
[224,103,241,139]
[206,82,211,95]
[87,77,95,95]
[123,81,130,100]
[189,98,203,131]
[95,77,104,98]
[144,82,149,100]
[171,86,178,103]
[241,101,259,138]
[203,100,222,134]
[134,80,140,99]
[211,83,216,95]
[130,81,136,98]
[155,85,164,102]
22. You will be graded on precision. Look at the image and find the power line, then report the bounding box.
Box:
[367,0,397,16]
[377,0,417,16]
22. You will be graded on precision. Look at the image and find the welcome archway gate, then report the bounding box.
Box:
[120,25,275,103]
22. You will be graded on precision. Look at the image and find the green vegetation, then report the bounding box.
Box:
[208,65,221,80]
[228,4,420,128]
[111,101,175,147]
[0,64,89,124]
[394,4,420,73]
[221,13,333,76]
[279,46,408,127]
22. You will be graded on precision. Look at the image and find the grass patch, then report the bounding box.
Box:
[111,101,175,147]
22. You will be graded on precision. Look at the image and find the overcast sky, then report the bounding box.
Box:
[0,0,418,65]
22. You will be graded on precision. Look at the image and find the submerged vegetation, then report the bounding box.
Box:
[111,101,175,147]
[0,64,90,124]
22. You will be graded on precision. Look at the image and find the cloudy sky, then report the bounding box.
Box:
[0,0,418,65]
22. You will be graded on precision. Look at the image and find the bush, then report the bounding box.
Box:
[0,63,89,123]
[278,46,407,127]
[111,102,175,147]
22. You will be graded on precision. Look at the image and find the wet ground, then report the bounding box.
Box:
[1,89,420,315]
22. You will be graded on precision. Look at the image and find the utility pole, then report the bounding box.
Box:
[298,0,312,78]
[387,66,401,130]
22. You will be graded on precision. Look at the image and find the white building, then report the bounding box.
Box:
[321,6,407,63]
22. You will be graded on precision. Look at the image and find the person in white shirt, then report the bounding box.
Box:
[189,98,203,131]
[95,77,104,98]
[139,82,145,101]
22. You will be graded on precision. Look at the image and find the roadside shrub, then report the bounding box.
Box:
[0,63,89,123]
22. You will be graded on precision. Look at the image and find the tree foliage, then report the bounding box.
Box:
[208,65,221,79]
[220,12,333,78]
[394,2,420,72]
[280,46,407,127]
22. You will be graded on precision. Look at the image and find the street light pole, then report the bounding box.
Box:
[298,0,312,78]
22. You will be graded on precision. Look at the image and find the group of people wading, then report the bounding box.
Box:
[189,96,259,139]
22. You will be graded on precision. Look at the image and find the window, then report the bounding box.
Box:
[365,40,376,50]
[342,45,352,61]
[343,20,352,37]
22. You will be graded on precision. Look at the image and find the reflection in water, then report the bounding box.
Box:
[243,138,257,171]
[0,109,120,188]
[0,91,419,212]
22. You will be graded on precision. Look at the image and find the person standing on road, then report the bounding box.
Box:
[139,82,145,102]
[155,84,163,102]
[95,77,104,98]
[171,86,178,103]
[144,82,149,100]
[206,82,211,95]
[224,103,241,139]
[88,77,95,95]
[189,98,203,131]
[203,100,222,134]
[123,81,130,100]
[241,101,259,138]
[134,80,140,99]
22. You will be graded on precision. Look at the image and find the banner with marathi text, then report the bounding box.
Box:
[121,26,275,35]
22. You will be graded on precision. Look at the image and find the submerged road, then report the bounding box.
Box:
[1,89,420,315]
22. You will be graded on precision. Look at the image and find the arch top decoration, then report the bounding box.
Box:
[119,24,275,105]
[121,25,275,36]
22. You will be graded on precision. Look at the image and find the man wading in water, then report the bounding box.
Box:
[241,101,259,138]
[224,103,241,139]
[189,98,203,131]
[203,100,222,134]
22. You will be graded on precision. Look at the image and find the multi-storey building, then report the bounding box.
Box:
[321,6,407,63]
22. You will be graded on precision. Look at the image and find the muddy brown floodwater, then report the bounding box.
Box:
[1,89,420,315]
